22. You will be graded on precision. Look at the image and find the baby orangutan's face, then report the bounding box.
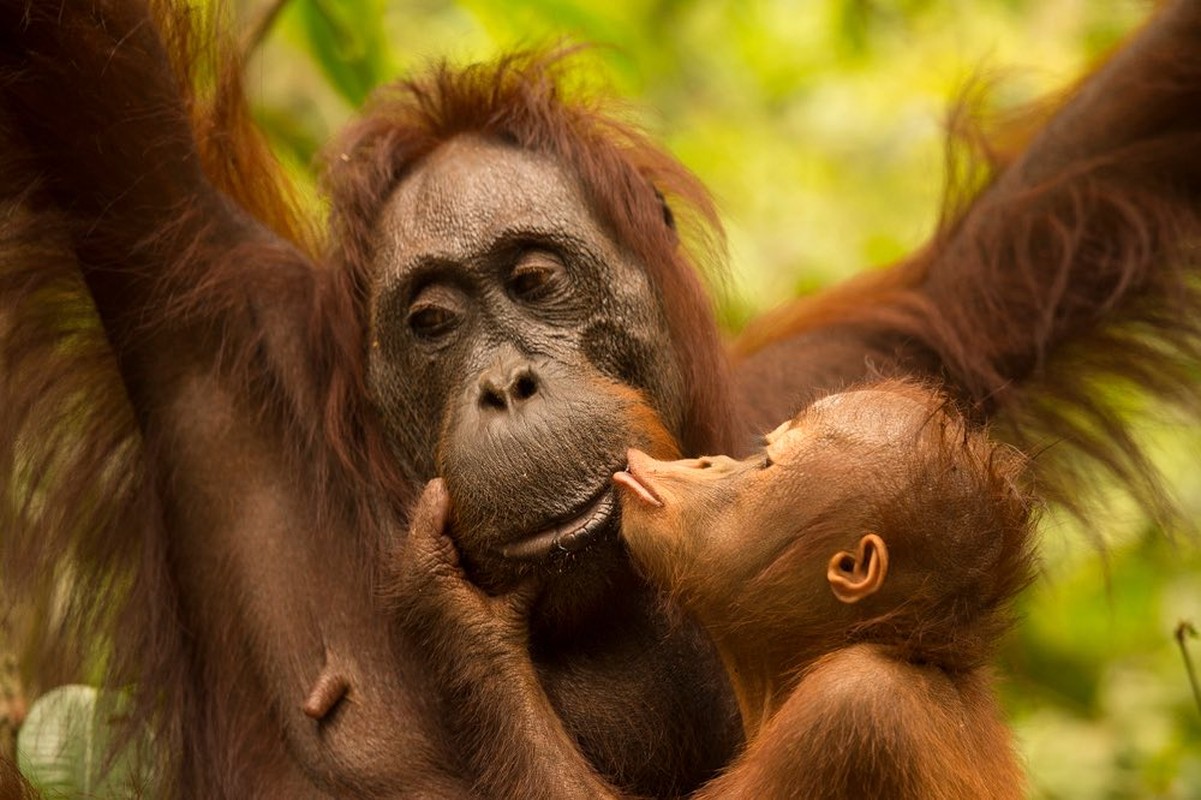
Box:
[613,385,936,609]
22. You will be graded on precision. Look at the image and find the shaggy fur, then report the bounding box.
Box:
[2,0,1201,795]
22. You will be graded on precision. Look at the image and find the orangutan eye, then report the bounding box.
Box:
[407,284,463,340]
[509,251,567,301]
[511,266,551,295]
[409,305,456,337]
[760,455,773,469]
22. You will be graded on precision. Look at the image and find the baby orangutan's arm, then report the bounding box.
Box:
[386,480,620,800]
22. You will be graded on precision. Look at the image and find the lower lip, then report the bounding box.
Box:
[498,490,618,561]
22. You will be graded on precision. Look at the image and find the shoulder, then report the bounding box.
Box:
[764,645,1021,799]
[798,644,957,709]
[776,646,969,796]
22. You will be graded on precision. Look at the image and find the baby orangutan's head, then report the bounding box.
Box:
[613,379,1035,670]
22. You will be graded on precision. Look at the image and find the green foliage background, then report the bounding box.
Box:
[247,1,1198,796]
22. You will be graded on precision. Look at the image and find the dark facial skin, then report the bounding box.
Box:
[368,135,686,595]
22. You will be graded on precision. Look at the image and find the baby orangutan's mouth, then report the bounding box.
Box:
[613,462,663,508]
[496,487,619,562]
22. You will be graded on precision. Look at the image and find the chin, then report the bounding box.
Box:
[527,517,649,631]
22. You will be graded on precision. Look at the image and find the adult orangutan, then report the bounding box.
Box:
[2,0,1201,797]
[390,379,1034,799]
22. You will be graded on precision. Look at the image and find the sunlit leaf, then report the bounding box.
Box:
[290,0,392,106]
[16,685,154,799]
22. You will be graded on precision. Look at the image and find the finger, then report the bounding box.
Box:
[409,478,450,541]
[406,479,462,568]
[383,479,453,606]
[406,479,472,589]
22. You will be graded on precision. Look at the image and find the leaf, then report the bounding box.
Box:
[16,685,153,799]
[292,0,392,106]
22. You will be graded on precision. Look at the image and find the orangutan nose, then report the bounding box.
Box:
[476,359,541,412]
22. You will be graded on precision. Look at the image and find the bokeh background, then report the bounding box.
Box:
[15,1,1200,797]
[239,1,1200,797]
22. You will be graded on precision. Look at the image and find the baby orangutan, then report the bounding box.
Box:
[389,379,1035,799]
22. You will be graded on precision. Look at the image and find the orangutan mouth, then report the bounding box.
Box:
[497,488,619,561]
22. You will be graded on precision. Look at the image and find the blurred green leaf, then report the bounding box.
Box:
[17,685,153,799]
[290,0,392,106]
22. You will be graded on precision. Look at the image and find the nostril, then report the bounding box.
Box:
[513,372,538,401]
[478,373,508,411]
[697,458,712,469]
[480,386,507,410]
[477,366,538,411]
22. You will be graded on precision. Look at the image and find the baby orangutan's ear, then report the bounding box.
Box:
[827,533,889,604]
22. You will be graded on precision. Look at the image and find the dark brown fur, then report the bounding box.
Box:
[2,0,1201,796]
